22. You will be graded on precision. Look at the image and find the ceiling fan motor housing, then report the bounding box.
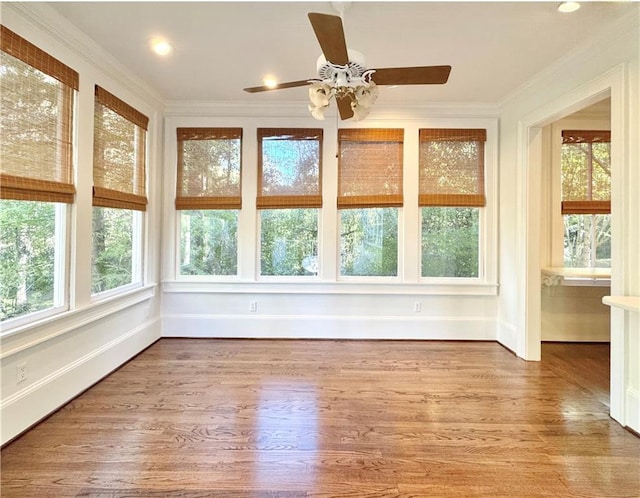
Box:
[316,49,373,87]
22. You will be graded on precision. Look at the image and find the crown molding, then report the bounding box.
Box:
[4,3,165,109]
[164,99,499,119]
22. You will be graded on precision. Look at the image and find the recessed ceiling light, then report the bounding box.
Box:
[558,2,580,13]
[263,77,278,89]
[150,38,172,56]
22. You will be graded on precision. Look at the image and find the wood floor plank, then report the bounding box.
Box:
[1,339,638,497]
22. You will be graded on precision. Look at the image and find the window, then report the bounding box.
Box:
[257,128,322,276]
[338,129,403,277]
[419,128,486,278]
[92,86,148,294]
[175,128,242,276]
[0,26,77,323]
[561,130,611,268]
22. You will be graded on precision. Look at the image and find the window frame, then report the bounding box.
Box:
[91,86,148,298]
[256,128,323,280]
[0,202,71,330]
[417,128,487,282]
[163,118,498,294]
[175,127,243,278]
[549,120,611,269]
[336,128,404,280]
[560,129,611,269]
[0,25,78,328]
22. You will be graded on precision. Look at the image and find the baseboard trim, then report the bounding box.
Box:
[496,320,517,352]
[162,314,497,340]
[1,319,160,446]
[625,386,640,434]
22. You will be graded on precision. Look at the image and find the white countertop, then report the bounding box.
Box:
[542,267,611,279]
[602,296,640,313]
[541,267,611,287]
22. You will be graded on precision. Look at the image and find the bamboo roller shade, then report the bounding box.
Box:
[562,130,611,144]
[418,128,486,207]
[93,86,148,211]
[337,129,403,209]
[1,25,79,90]
[175,128,243,210]
[257,128,323,209]
[561,200,611,215]
[561,130,610,214]
[1,25,77,203]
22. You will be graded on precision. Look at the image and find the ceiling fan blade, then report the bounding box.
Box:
[308,13,349,66]
[336,96,354,120]
[243,80,313,93]
[370,66,452,86]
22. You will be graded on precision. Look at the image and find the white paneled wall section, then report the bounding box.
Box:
[0,4,163,445]
[161,113,499,340]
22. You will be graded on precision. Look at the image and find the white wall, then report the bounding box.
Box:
[497,6,640,430]
[161,110,499,341]
[0,4,164,444]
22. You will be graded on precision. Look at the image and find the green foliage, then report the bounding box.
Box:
[0,200,57,321]
[180,210,238,275]
[421,208,479,278]
[563,214,611,268]
[261,209,318,276]
[340,208,398,277]
[91,207,135,294]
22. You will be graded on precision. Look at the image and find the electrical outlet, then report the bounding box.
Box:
[16,362,27,384]
[413,302,422,312]
[249,301,258,312]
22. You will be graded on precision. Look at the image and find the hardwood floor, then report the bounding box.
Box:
[2,339,638,497]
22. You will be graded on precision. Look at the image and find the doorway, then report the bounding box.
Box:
[539,98,612,406]
[518,65,627,425]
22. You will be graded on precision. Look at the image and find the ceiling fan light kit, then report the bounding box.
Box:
[308,50,379,121]
[244,12,451,121]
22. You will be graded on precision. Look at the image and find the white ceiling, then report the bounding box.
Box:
[48,1,635,105]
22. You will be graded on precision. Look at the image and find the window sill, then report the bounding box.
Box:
[0,284,157,358]
[162,280,498,296]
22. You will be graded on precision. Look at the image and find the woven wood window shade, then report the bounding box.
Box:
[561,130,611,215]
[337,129,404,208]
[175,128,242,210]
[1,25,78,203]
[93,86,148,211]
[418,129,486,207]
[257,128,323,209]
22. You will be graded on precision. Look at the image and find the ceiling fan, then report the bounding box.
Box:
[243,12,452,121]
